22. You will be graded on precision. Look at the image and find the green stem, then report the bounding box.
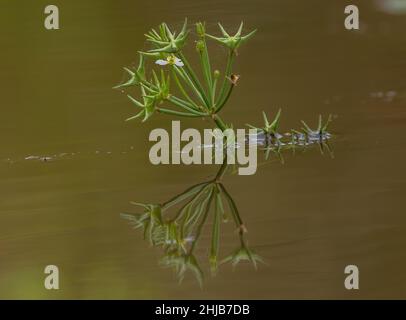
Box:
[178,52,210,108]
[174,66,207,108]
[215,161,229,181]
[215,84,235,113]
[216,50,235,106]
[189,188,215,253]
[157,108,201,118]
[162,182,208,211]
[171,68,201,110]
[140,78,202,115]
[212,114,228,131]
[198,38,213,104]
[218,183,243,227]
[211,77,218,109]
[167,96,207,116]
[210,189,221,264]
[139,72,228,131]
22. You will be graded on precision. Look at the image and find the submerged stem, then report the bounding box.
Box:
[218,183,243,228]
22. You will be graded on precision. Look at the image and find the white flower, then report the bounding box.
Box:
[155,55,184,67]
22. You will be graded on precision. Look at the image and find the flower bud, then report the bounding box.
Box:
[196,22,206,37]
[196,40,205,52]
[214,70,220,79]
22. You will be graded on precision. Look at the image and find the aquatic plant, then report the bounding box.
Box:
[118,20,337,285]
[115,19,334,139]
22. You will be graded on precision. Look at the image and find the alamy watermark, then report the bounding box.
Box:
[149,121,258,175]
[44,265,59,290]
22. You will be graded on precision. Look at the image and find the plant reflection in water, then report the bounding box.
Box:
[121,132,333,285]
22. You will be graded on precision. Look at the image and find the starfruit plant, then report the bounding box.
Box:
[115,19,256,131]
[116,19,335,153]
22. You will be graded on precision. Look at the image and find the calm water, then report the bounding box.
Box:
[0,0,406,299]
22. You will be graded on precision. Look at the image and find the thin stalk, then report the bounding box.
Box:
[171,69,201,110]
[178,52,210,108]
[198,39,213,104]
[157,107,201,118]
[215,83,235,113]
[218,183,243,227]
[167,96,207,116]
[171,183,212,222]
[189,188,215,253]
[210,189,221,267]
[216,50,235,107]
[211,76,218,109]
[183,191,208,236]
[174,66,207,108]
[140,78,202,114]
[212,114,228,131]
[137,74,228,131]
[215,160,229,181]
[162,182,208,210]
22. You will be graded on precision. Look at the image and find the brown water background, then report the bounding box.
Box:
[0,0,406,299]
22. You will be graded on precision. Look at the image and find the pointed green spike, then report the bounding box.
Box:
[149,44,176,53]
[318,141,325,155]
[150,28,160,38]
[301,120,313,133]
[164,23,174,40]
[262,111,270,128]
[151,70,160,87]
[317,114,322,132]
[235,21,244,37]
[179,18,188,36]
[136,54,145,79]
[143,94,157,100]
[158,23,167,41]
[140,84,156,94]
[145,33,157,41]
[126,111,144,121]
[123,67,135,76]
[113,77,135,89]
[292,129,303,135]
[127,95,144,108]
[269,108,282,131]
[246,124,260,130]
[138,51,160,58]
[218,23,230,37]
[112,83,124,89]
[142,108,154,122]
[130,202,150,209]
[322,114,333,132]
[205,34,224,43]
[146,38,169,46]
[240,29,257,44]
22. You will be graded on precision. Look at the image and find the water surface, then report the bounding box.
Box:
[0,0,405,299]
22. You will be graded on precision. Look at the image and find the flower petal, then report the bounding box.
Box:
[155,59,169,66]
[175,59,184,67]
